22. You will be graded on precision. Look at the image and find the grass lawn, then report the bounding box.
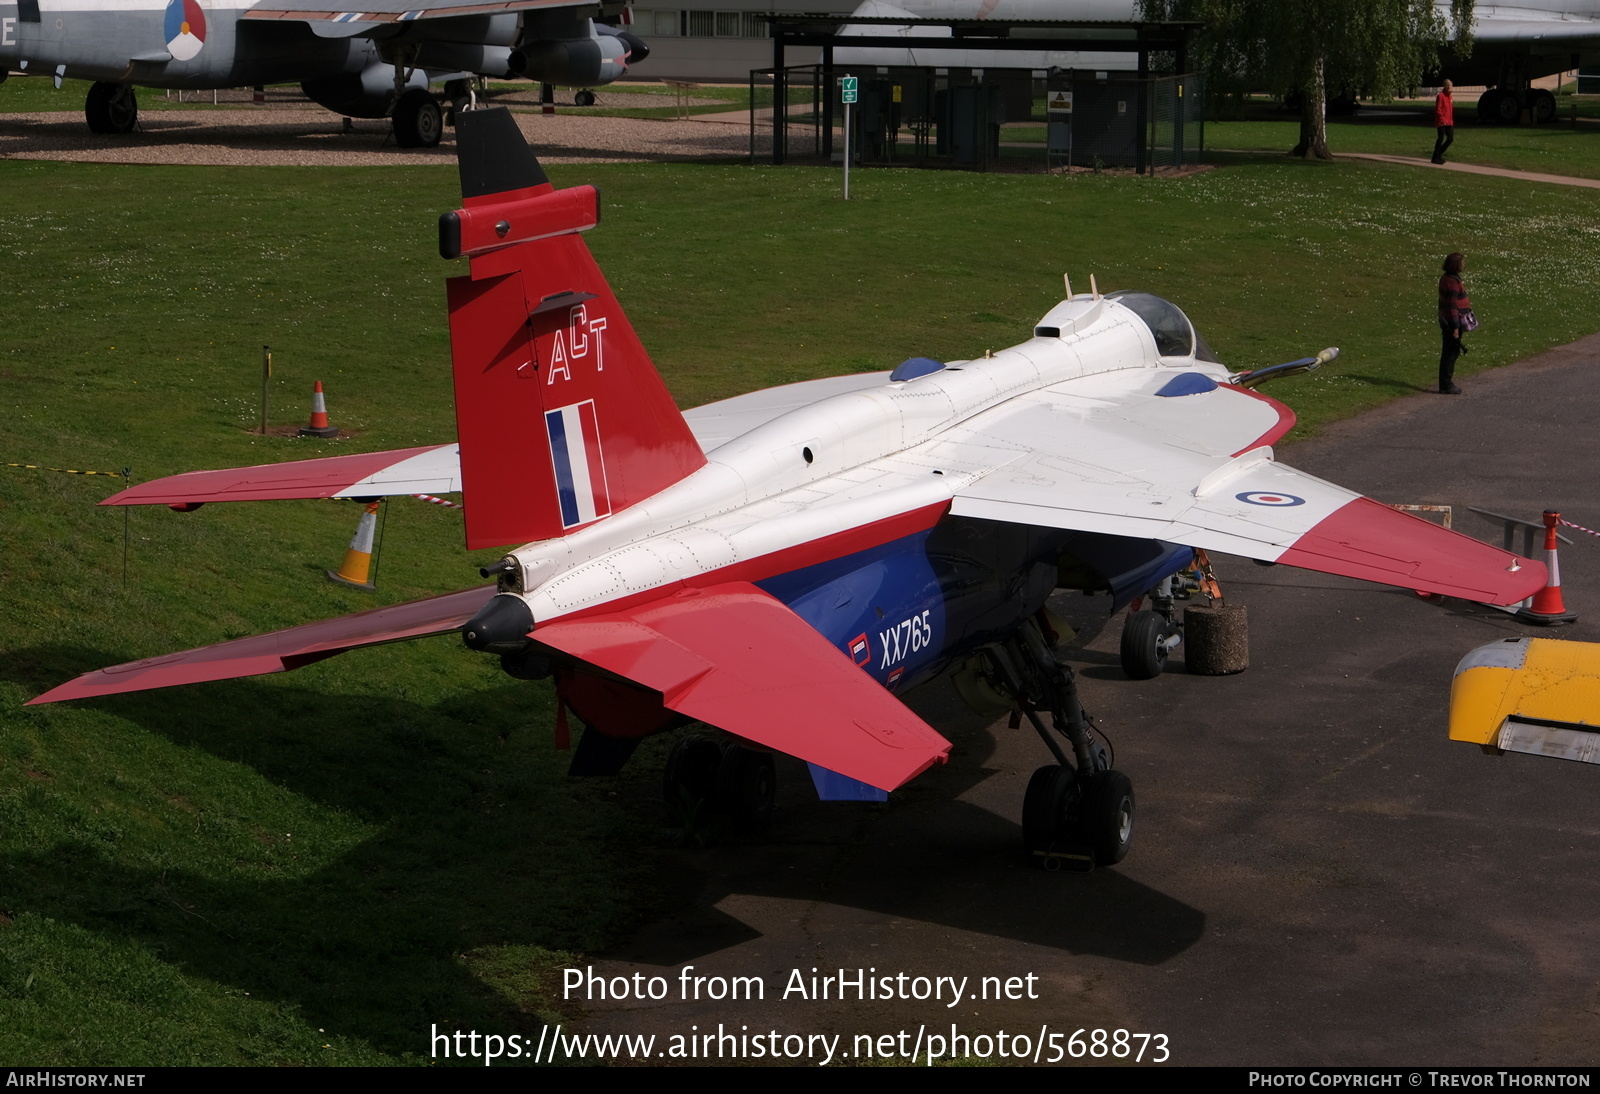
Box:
[2,152,1598,1064]
[0,75,771,121]
[1208,97,1600,179]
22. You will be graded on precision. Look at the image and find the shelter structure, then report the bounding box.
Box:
[751,15,1204,174]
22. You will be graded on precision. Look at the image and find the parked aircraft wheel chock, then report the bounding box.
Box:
[1185,603,1248,674]
[1181,549,1249,674]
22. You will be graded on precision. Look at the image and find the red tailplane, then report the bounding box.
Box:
[440,108,706,550]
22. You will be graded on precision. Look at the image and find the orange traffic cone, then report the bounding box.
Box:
[327,500,381,590]
[299,381,339,438]
[1517,510,1578,625]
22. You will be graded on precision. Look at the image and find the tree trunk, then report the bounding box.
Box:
[1290,54,1331,159]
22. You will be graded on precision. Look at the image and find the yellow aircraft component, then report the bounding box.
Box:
[1450,637,1600,764]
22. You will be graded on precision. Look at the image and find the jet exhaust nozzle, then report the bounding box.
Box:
[462,593,535,654]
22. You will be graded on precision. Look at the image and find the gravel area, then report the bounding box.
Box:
[0,101,755,166]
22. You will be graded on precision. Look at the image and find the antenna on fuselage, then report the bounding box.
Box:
[1090,274,1101,300]
[1063,273,1073,299]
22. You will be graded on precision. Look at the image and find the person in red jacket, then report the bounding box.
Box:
[1432,81,1455,164]
[1438,252,1471,394]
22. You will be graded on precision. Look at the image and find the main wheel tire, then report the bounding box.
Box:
[86,82,138,135]
[1022,764,1073,858]
[1478,88,1520,125]
[1120,610,1173,680]
[716,745,776,827]
[574,89,597,107]
[663,733,722,811]
[1529,88,1557,125]
[1079,769,1134,865]
[392,89,443,148]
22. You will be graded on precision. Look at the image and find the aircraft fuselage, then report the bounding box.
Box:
[0,0,525,88]
[490,292,1228,728]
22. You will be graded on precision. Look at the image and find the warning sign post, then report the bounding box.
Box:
[1047,88,1073,166]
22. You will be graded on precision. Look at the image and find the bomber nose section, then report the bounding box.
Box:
[462,593,534,653]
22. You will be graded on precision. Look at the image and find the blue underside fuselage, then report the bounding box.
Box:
[562,515,1193,795]
[750,516,1191,800]
[757,517,1194,700]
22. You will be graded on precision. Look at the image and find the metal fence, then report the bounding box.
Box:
[748,67,825,164]
[751,66,1204,174]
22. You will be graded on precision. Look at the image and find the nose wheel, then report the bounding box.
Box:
[1120,610,1178,679]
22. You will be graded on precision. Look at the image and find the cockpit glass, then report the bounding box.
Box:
[1108,291,1196,359]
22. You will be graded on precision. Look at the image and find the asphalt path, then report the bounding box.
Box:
[575,335,1600,1067]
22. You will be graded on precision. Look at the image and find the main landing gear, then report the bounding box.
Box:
[392,88,443,148]
[982,618,1134,870]
[86,82,138,134]
[663,731,777,828]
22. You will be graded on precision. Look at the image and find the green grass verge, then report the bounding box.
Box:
[0,75,770,121]
[1209,97,1600,179]
[2,154,1598,1064]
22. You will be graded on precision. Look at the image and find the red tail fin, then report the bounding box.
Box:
[440,108,705,550]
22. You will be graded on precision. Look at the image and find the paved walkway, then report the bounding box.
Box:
[1339,150,1600,189]
[580,335,1600,1066]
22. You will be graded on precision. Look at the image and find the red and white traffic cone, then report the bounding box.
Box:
[327,500,381,590]
[1516,510,1578,625]
[298,381,339,438]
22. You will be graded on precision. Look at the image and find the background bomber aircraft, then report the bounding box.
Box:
[837,0,1600,125]
[0,0,647,145]
[32,108,1547,868]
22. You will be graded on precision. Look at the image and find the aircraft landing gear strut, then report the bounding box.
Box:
[988,618,1133,870]
[86,82,138,134]
[384,45,442,149]
[663,732,777,830]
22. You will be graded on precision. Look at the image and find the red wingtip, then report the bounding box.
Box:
[1278,497,1546,606]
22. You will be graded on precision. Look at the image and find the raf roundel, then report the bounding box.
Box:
[1237,491,1306,507]
[163,0,208,61]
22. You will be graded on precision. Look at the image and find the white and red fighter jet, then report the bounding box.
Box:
[32,108,1544,868]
